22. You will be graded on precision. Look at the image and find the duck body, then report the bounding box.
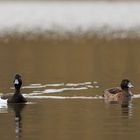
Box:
[103,87,123,103]
[1,93,27,104]
[103,79,133,105]
[7,92,27,103]
[1,74,27,104]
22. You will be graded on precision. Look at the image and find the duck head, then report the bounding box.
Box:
[120,79,133,90]
[14,74,22,92]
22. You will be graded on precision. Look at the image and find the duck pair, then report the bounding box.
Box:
[103,79,133,106]
[0,76,133,105]
[1,74,27,103]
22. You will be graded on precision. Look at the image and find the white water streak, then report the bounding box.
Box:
[26,95,103,100]
[22,81,95,89]
[132,94,140,99]
[65,82,92,87]
[28,87,88,96]
[0,98,7,109]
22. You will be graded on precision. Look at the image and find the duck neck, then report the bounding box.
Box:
[122,88,131,95]
[15,89,20,94]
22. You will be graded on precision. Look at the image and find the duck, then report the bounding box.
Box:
[103,79,133,106]
[1,74,27,103]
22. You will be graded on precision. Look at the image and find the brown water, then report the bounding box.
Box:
[0,37,140,140]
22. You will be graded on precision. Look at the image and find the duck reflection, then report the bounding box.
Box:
[8,103,26,139]
[121,101,133,118]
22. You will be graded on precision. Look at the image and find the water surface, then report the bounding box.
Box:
[0,1,140,140]
[0,37,139,140]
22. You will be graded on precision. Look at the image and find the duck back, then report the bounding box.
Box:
[8,93,27,103]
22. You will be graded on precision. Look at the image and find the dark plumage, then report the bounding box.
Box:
[1,74,27,103]
[14,74,22,91]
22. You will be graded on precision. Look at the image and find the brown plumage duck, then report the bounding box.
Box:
[103,79,133,105]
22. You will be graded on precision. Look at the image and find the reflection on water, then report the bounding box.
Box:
[8,104,26,139]
[121,103,133,118]
[0,97,140,140]
[121,95,132,108]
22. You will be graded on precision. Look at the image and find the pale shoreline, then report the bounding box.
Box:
[0,1,140,38]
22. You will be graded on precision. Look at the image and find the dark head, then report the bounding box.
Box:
[14,74,22,91]
[120,79,133,90]
[15,74,21,79]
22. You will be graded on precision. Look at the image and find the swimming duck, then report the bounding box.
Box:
[103,79,133,105]
[1,74,27,103]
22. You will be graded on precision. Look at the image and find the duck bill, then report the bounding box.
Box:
[128,82,134,88]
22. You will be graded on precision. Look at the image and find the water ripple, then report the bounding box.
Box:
[25,95,103,100]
